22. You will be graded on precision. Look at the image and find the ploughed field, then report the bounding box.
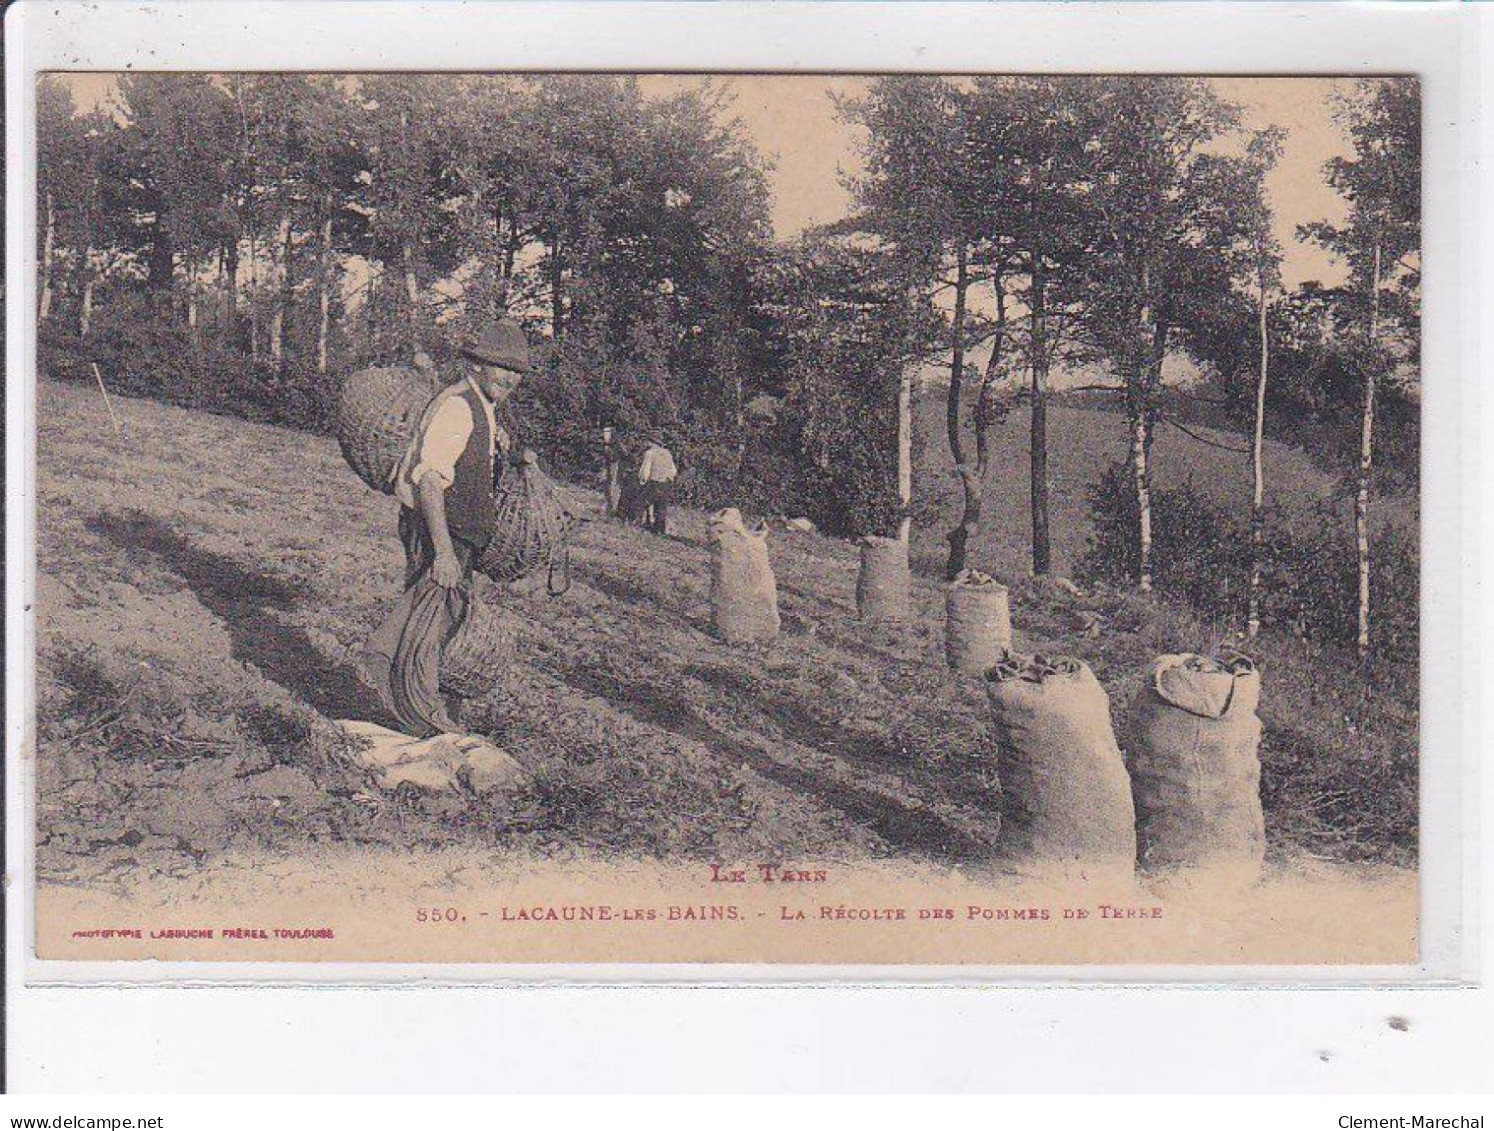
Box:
[33,378,1415,888]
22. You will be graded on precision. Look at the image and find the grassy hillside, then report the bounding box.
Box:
[34,378,1415,889]
[908,391,1415,583]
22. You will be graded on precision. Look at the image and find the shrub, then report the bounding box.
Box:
[41,311,339,434]
[1078,460,1418,659]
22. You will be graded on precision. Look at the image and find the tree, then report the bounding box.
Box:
[355,75,462,358]
[1304,78,1420,657]
[839,77,1000,578]
[844,76,1108,579]
[108,75,237,334]
[1072,77,1250,593]
[35,77,78,323]
[295,76,364,374]
[762,233,930,538]
[966,77,1101,579]
[1241,131,1285,641]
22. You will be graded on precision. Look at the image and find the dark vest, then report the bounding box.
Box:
[442,383,497,551]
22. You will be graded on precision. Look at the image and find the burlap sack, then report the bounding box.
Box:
[945,569,1012,674]
[986,652,1137,877]
[710,508,780,644]
[856,534,911,623]
[336,720,527,795]
[1130,653,1265,887]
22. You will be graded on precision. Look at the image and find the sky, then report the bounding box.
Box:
[639,74,1356,291]
[56,71,1358,292]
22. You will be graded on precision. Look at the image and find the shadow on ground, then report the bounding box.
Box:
[87,508,393,725]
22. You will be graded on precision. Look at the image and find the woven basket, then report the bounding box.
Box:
[440,589,518,699]
[476,459,574,584]
[336,366,441,493]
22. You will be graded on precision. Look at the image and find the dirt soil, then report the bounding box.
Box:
[32,379,1411,894]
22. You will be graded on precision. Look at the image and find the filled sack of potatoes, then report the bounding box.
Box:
[336,365,442,493]
[709,507,781,645]
[1129,653,1265,889]
[856,534,911,623]
[945,569,1012,675]
[985,651,1137,879]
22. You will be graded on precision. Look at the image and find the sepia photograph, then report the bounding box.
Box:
[27,69,1422,967]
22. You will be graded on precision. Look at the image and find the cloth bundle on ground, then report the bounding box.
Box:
[336,719,527,795]
[336,365,442,493]
[440,586,520,699]
[856,534,911,623]
[1129,653,1266,887]
[477,451,574,589]
[709,507,781,645]
[985,651,1137,878]
[945,569,1012,674]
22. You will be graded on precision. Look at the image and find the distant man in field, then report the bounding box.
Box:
[600,425,622,516]
[637,435,678,536]
[357,318,533,737]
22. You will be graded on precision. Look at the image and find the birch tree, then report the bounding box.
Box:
[1241,132,1285,640]
[35,77,79,325]
[1304,79,1420,657]
[1075,77,1246,593]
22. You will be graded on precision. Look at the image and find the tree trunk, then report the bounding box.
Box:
[492,201,512,316]
[1356,240,1383,658]
[270,211,291,365]
[222,236,239,334]
[147,206,175,315]
[944,243,974,580]
[217,245,227,329]
[549,229,565,343]
[1248,261,1270,641]
[1029,251,1051,576]
[729,312,747,478]
[1133,266,1160,594]
[501,213,520,315]
[974,269,1009,478]
[80,275,95,338]
[1131,397,1153,594]
[186,250,199,337]
[366,263,380,355]
[317,202,333,374]
[898,358,913,541]
[402,241,420,357]
[74,240,96,337]
[248,227,261,361]
[38,189,56,322]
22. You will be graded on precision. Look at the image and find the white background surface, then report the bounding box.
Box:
[4,0,1489,1092]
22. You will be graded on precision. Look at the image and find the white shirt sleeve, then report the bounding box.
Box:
[410,395,475,490]
[638,449,655,484]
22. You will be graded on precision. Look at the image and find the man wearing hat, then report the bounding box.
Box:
[637,432,678,536]
[358,318,533,737]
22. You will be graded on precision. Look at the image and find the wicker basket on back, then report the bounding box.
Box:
[336,365,442,493]
[477,455,574,585]
[440,588,519,699]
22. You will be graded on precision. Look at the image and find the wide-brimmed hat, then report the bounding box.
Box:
[460,318,533,374]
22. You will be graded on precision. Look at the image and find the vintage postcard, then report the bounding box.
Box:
[24,70,1423,970]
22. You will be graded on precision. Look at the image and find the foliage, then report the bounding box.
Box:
[36,73,778,478]
[1079,461,1417,659]
[41,300,337,432]
[36,73,1422,647]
